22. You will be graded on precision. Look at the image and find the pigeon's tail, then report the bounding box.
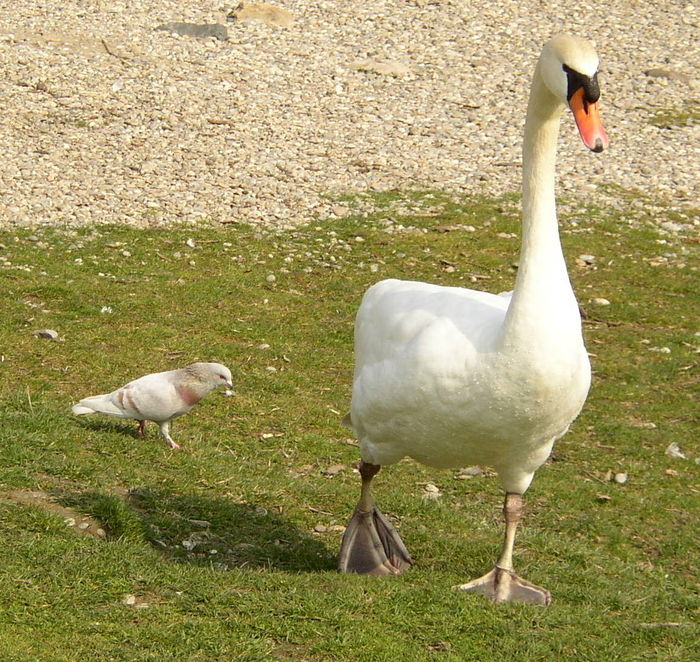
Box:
[72,394,123,417]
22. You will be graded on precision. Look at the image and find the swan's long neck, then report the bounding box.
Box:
[501,62,581,348]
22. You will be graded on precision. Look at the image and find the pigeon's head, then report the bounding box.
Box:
[187,362,234,389]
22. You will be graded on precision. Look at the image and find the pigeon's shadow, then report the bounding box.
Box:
[117,487,336,572]
[77,417,141,439]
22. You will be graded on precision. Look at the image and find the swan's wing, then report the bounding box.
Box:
[354,278,509,370]
[349,279,510,465]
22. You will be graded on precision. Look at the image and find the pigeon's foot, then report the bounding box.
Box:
[158,421,181,450]
[455,566,551,605]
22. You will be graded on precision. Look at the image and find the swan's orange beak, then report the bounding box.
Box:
[569,88,609,153]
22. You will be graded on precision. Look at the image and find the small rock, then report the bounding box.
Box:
[462,465,483,475]
[630,420,657,429]
[32,328,59,341]
[266,274,276,283]
[186,238,196,248]
[313,524,328,533]
[181,539,196,551]
[660,221,684,233]
[322,464,346,476]
[665,442,686,459]
[350,57,410,77]
[644,68,693,84]
[122,594,137,606]
[155,22,229,41]
[649,346,671,353]
[591,297,611,306]
[597,494,612,503]
[228,3,294,28]
[614,472,628,484]
[422,483,441,500]
[100,306,113,314]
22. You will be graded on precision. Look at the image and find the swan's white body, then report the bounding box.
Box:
[340,35,609,602]
[351,277,589,493]
[348,35,602,496]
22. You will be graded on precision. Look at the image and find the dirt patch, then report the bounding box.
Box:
[3,489,108,539]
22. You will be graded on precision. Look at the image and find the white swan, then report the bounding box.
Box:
[338,34,609,605]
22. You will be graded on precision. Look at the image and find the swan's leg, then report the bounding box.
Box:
[456,492,551,605]
[338,461,413,576]
[158,421,182,450]
[136,420,146,437]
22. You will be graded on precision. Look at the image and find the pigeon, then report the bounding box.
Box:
[71,362,233,449]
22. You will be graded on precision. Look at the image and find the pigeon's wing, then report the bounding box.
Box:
[110,370,191,423]
[72,392,129,417]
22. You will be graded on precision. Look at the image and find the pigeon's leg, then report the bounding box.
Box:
[136,420,146,437]
[158,421,182,450]
[455,493,551,605]
[338,461,413,575]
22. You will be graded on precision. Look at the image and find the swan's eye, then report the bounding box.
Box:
[562,64,600,104]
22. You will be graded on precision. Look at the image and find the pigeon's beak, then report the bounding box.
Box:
[225,379,234,389]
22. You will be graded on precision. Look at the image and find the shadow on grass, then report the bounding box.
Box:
[61,487,336,573]
[77,417,142,439]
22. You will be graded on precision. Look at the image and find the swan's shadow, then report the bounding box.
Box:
[119,487,335,572]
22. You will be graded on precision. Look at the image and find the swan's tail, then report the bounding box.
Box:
[71,394,123,417]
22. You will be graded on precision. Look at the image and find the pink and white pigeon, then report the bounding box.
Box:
[71,362,233,449]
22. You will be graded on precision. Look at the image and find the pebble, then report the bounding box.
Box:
[322,464,346,476]
[32,328,60,341]
[422,483,441,501]
[591,298,611,306]
[155,22,229,41]
[665,442,686,459]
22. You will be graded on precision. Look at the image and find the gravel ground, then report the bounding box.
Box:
[0,1,697,230]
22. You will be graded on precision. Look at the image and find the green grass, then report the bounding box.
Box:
[649,100,700,128]
[0,190,698,661]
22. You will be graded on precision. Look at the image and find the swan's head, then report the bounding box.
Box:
[539,34,609,152]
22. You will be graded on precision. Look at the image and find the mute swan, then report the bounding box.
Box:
[338,34,609,605]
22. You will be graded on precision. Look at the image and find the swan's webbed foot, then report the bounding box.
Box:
[455,566,551,605]
[338,506,413,576]
[339,461,412,575]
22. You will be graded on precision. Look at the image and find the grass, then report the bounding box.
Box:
[649,99,700,128]
[0,190,698,661]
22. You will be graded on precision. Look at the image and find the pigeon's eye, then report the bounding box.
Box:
[219,374,226,380]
